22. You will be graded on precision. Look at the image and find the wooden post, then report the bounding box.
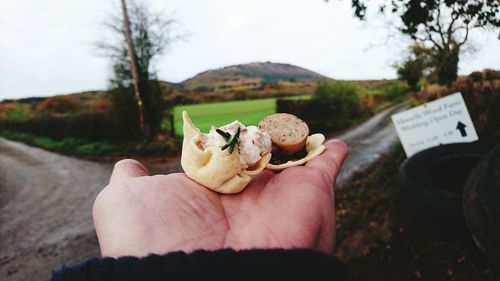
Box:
[120,0,150,141]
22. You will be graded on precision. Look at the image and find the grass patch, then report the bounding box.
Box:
[172,96,311,135]
[172,98,277,135]
[0,129,181,158]
[0,130,116,156]
[283,95,311,100]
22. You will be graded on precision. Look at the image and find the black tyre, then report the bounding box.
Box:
[398,142,495,240]
[463,144,500,272]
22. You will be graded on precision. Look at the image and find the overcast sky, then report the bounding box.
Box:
[0,0,499,100]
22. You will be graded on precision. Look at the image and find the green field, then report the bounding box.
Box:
[173,98,277,135]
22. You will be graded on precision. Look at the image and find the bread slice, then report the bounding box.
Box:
[258,113,309,154]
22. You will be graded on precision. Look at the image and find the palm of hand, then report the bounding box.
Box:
[93,141,347,257]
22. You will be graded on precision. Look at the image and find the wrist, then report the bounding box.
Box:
[52,248,346,281]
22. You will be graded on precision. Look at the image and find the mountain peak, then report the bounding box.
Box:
[183,62,329,90]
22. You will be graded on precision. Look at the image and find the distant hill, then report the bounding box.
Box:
[1,96,47,104]
[2,62,329,103]
[183,62,329,92]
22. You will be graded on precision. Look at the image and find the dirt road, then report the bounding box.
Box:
[335,102,409,188]
[0,102,407,281]
[0,139,180,281]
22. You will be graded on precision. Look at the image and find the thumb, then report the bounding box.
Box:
[110,159,150,183]
[305,139,348,184]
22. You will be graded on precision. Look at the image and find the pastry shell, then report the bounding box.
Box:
[266,134,326,171]
[181,111,271,194]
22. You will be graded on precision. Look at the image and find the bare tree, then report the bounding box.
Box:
[98,0,183,140]
[120,0,149,140]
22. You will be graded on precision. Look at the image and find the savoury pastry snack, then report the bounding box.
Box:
[181,111,326,193]
[258,113,326,171]
[181,111,272,194]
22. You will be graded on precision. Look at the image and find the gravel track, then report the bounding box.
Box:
[335,102,409,188]
[0,139,180,281]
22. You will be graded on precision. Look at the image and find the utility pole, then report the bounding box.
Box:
[120,0,150,141]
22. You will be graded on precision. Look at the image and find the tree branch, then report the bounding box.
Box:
[436,1,446,47]
[446,11,459,46]
[457,24,470,47]
[423,25,443,50]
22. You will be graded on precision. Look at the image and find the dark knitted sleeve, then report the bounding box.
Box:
[51,248,345,281]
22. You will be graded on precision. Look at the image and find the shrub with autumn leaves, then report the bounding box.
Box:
[38,95,78,115]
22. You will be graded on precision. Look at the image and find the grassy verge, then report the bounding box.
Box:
[172,98,277,135]
[0,130,181,158]
[0,130,116,155]
[335,145,497,280]
[171,93,400,137]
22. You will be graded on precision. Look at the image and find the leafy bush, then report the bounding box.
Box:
[276,81,362,133]
[0,130,116,156]
[382,82,409,101]
[311,81,360,128]
[75,142,115,155]
[397,59,424,91]
[38,95,78,114]
[468,71,483,83]
[459,80,500,141]
[2,104,32,122]
[109,81,167,140]
[95,99,111,112]
[0,111,137,142]
[130,136,180,157]
[193,86,214,93]
[484,69,499,81]
[418,84,449,101]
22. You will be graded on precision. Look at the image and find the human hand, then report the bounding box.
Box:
[92,140,348,258]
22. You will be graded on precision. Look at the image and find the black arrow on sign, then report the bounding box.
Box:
[456,121,467,137]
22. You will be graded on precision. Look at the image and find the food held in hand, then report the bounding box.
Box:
[258,113,309,154]
[181,111,326,193]
[181,111,272,194]
[259,113,326,171]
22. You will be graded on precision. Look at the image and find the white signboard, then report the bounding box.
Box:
[391,92,478,157]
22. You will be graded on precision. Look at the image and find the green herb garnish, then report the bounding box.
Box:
[216,128,231,140]
[218,127,240,155]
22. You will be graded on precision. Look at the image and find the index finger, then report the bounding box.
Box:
[305,139,348,184]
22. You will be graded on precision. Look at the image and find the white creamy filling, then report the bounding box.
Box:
[200,121,272,168]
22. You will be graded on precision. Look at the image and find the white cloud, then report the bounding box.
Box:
[0,0,498,100]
